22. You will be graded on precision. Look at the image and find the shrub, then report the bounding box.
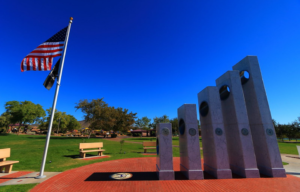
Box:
[90,133,96,137]
[127,133,132,136]
[111,133,117,138]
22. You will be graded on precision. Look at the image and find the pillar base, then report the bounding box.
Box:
[258,166,286,177]
[204,164,232,179]
[156,164,174,180]
[180,164,203,180]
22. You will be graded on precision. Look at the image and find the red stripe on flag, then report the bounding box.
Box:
[32,58,36,71]
[26,54,62,58]
[26,58,30,71]
[21,58,24,72]
[31,49,63,53]
[37,44,64,48]
[38,58,42,71]
[49,57,53,70]
[43,58,47,71]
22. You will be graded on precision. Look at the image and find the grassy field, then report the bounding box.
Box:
[277,141,300,155]
[0,184,37,192]
[0,134,181,172]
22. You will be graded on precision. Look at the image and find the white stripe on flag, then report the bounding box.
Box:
[35,46,64,51]
[46,58,49,70]
[35,58,38,70]
[29,58,33,70]
[23,59,27,71]
[41,58,44,71]
[28,51,62,56]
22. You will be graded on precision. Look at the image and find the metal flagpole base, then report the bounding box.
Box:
[35,175,47,179]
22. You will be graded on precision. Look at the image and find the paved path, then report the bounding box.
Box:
[30,157,300,192]
[0,172,61,186]
[282,154,300,178]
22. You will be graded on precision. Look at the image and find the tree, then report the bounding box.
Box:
[169,118,178,135]
[0,112,11,133]
[67,115,81,132]
[75,98,137,138]
[135,116,151,136]
[5,101,45,135]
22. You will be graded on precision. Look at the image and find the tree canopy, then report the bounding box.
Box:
[5,100,45,134]
[75,98,137,136]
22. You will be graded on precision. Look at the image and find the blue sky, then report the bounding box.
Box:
[1,0,300,124]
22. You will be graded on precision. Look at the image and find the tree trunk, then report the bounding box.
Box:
[17,123,22,135]
[88,130,91,139]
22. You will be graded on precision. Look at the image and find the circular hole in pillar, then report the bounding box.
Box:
[219,85,231,100]
[179,119,185,136]
[240,71,250,85]
[200,101,209,117]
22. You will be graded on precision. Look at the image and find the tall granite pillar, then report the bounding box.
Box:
[215,70,260,178]
[197,87,232,179]
[232,56,286,177]
[177,104,204,180]
[156,123,174,180]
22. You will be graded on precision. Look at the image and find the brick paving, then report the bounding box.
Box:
[0,171,32,184]
[31,157,300,192]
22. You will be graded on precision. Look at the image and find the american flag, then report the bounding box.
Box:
[21,27,68,72]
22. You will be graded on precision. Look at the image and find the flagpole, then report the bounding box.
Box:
[36,17,73,179]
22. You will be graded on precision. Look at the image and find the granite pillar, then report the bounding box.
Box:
[216,70,260,178]
[177,104,204,180]
[197,87,232,179]
[156,123,174,180]
[232,56,286,177]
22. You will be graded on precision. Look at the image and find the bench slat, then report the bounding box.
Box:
[143,141,156,147]
[81,149,105,153]
[0,161,19,166]
[143,147,156,149]
[79,142,103,149]
[0,148,10,159]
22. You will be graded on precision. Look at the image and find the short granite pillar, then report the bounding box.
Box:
[216,70,260,178]
[156,123,174,180]
[177,104,204,180]
[232,56,286,177]
[197,87,232,179]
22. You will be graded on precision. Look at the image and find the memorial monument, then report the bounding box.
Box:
[197,87,232,179]
[177,104,203,180]
[156,123,174,180]
[232,56,286,177]
[215,70,260,178]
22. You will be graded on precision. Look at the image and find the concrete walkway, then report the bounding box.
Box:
[0,172,61,186]
[282,154,300,178]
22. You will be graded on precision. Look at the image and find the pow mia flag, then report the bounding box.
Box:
[43,59,60,90]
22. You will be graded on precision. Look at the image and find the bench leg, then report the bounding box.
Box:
[144,149,147,153]
[4,165,13,173]
[98,151,102,156]
[80,152,86,158]
[0,166,4,173]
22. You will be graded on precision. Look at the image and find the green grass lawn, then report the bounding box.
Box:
[277,141,300,155]
[0,184,37,192]
[0,134,178,172]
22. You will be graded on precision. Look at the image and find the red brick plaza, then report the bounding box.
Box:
[31,157,300,192]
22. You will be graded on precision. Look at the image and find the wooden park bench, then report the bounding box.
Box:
[0,148,19,173]
[79,142,105,158]
[143,141,156,153]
